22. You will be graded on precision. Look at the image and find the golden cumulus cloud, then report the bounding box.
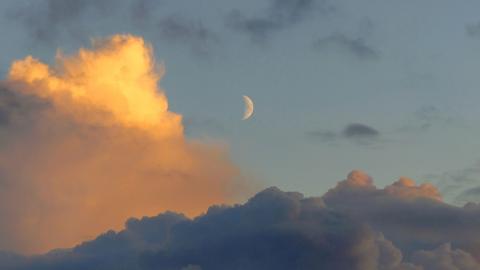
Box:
[8,35,181,135]
[1,35,246,254]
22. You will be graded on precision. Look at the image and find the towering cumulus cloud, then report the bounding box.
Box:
[0,35,243,254]
[3,171,480,270]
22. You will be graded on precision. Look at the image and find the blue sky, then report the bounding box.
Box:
[2,0,480,203]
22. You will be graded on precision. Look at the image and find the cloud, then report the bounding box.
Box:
[0,85,47,128]
[399,106,458,133]
[460,187,480,201]
[157,16,220,55]
[384,177,442,201]
[426,162,480,205]
[8,0,116,43]
[6,0,217,55]
[307,123,381,145]
[412,105,446,131]
[0,34,246,254]
[0,186,413,269]
[323,171,480,261]
[226,0,332,42]
[130,0,163,24]
[466,22,480,38]
[343,123,380,138]
[313,33,379,60]
[323,170,442,203]
[411,243,480,270]
[3,171,480,269]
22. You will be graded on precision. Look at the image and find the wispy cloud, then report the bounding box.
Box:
[307,123,381,145]
[157,16,220,56]
[427,161,480,205]
[226,0,333,43]
[466,21,480,38]
[6,0,218,55]
[398,105,459,133]
[7,0,116,43]
[313,33,379,60]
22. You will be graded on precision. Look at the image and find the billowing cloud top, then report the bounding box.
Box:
[0,35,245,254]
[2,171,480,270]
[8,35,181,135]
[325,170,442,201]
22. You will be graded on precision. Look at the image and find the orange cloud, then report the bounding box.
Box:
[8,35,181,136]
[1,34,246,254]
[385,177,442,201]
[324,170,442,202]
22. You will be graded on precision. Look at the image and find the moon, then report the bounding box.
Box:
[242,95,254,120]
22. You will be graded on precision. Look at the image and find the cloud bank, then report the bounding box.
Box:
[2,171,480,269]
[0,34,245,254]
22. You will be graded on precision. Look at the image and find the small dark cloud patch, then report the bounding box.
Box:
[307,123,380,145]
[227,0,332,43]
[343,123,379,138]
[412,105,454,130]
[158,16,219,56]
[399,106,459,134]
[460,186,480,202]
[7,0,116,43]
[313,34,379,60]
[413,106,440,130]
[0,84,49,129]
[130,0,163,24]
[426,161,480,205]
[466,22,480,38]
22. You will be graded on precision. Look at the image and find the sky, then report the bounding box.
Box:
[1,0,480,200]
[2,0,480,268]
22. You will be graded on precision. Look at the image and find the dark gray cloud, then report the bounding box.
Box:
[6,0,217,55]
[426,162,480,205]
[158,16,220,55]
[227,0,332,42]
[413,105,444,130]
[0,84,49,129]
[343,123,380,138]
[3,171,480,269]
[402,106,457,132]
[313,34,379,60]
[411,244,480,270]
[8,0,116,43]
[466,22,480,38]
[307,123,380,145]
[322,171,480,262]
[130,0,163,24]
[459,186,480,203]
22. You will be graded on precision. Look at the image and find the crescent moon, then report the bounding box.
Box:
[242,95,254,120]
